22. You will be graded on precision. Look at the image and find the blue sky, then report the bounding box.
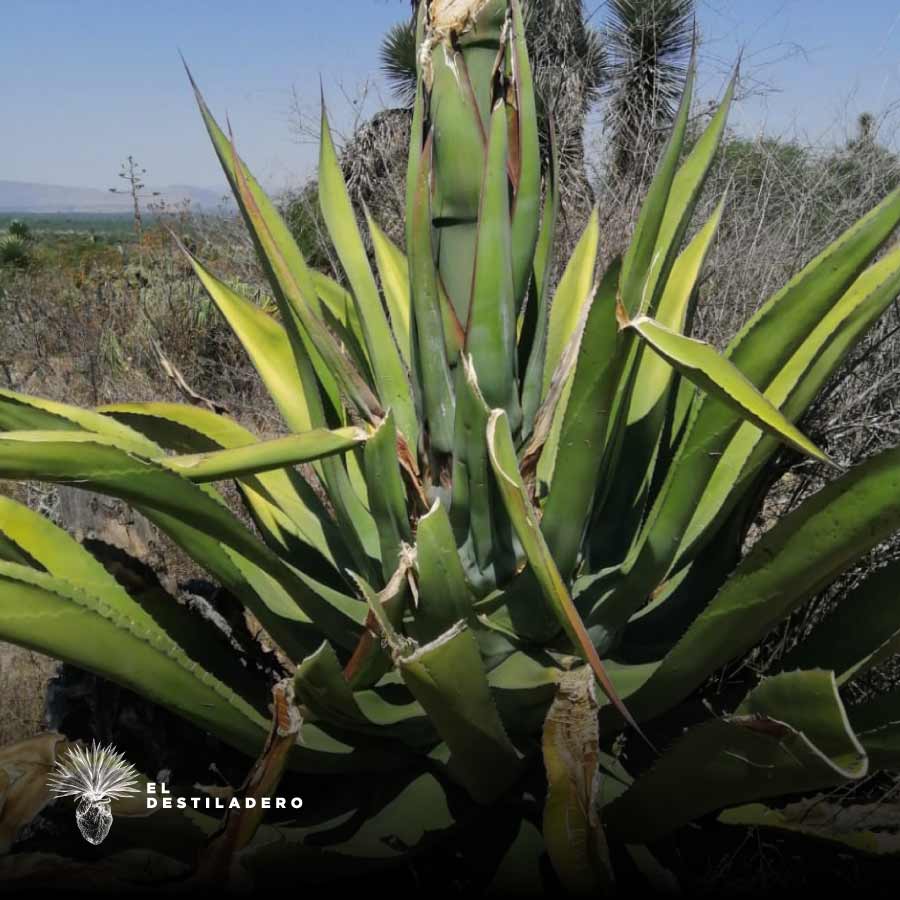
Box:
[2,0,899,191]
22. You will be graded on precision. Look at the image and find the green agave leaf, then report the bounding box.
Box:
[99,402,351,573]
[183,247,380,573]
[595,445,900,727]
[363,410,411,580]
[780,557,900,685]
[539,259,622,579]
[367,213,412,367]
[0,388,158,451]
[451,356,515,580]
[163,426,368,482]
[0,431,366,654]
[427,2,498,326]
[180,248,333,427]
[604,670,867,844]
[398,622,522,803]
[590,203,724,567]
[619,52,695,317]
[0,495,158,632]
[615,485,757,665]
[641,72,735,316]
[541,208,599,400]
[0,494,269,711]
[626,315,830,465]
[319,101,418,450]
[227,149,382,427]
[408,135,456,452]
[0,561,269,756]
[184,66,345,423]
[719,797,900,855]
[488,821,546,895]
[487,648,560,737]
[728,182,900,391]
[465,100,521,430]
[508,0,541,313]
[519,120,560,436]
[848,688,900,771]
[413,499,473,643]
[312,269,368,371]
[293,641,432,749]
[675,242,900,568]
[626,183,900,620]
[487,408,642,736]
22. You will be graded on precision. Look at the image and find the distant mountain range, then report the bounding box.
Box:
[0,180,232,214]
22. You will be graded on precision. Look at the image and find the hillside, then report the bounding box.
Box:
[0,180,230,213]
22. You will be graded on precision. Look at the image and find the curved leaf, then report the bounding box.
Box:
[604,670,867,844]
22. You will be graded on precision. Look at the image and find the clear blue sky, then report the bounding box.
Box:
[2,0,899,191]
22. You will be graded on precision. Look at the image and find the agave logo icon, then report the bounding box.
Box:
[47,742,140,845]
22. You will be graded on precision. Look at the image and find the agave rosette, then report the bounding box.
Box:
[2,0,900,887]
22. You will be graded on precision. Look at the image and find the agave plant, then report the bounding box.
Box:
[3,0,900,890]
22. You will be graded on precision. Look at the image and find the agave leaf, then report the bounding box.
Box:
[595,445,900,727]
[451,356,514,578]
[367,214,412,367]
[615,485,756,665]
[719,798,900,855]
[0,431,367,654]
[225,144,383,428]
[488,821,546,895]
[520,121,561,435]
[182,245,379,562]
[539,259,622,578]
[640,71,735,315]
[0,561,269,756]
[619,52,695,317]
[0,496,267,704]
[626,184,900,618]
[293,642,431,749]
[162,426,368,482]
[413,499,473,643]
[848,688,900,771]
[363,411,411,580]
[0,388,158,450]
[312,269,368,371]
[184,67,345,422]
[542,667,615,893]
[604,670,867,844]
[626,315,830,465]
[408,135,456,452]
[466,99,521,429]
[427,2,496,325]
[675,242,900,568]
[541,208,600,400]
[398,622,522,803]
[319,102,418,450]
[486,409,643,737]
[591,203,725,567]
[508,0,541,313]
[780,558,900,685]
[99,402,352,572]
[0,494,162,632]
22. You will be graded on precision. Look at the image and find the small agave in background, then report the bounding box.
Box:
[47,743,140,845]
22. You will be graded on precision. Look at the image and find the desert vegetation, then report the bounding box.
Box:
[2,0,900,895]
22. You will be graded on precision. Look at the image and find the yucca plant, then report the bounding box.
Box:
[4,0,900,890]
